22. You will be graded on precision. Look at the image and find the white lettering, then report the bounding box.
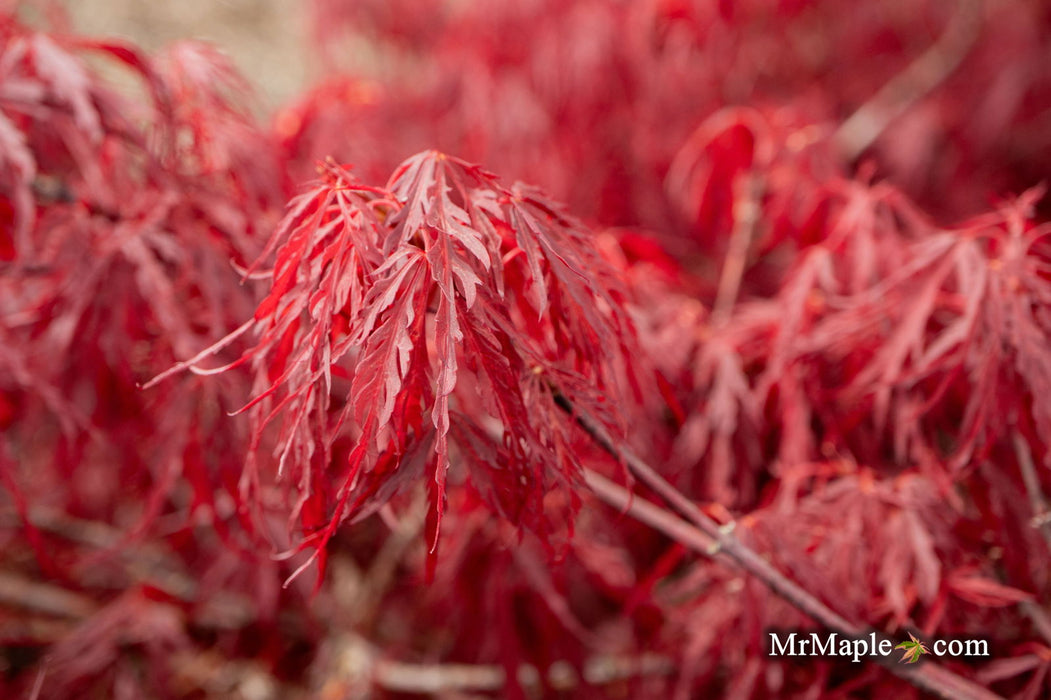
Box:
[934,638,990,656]
[845,638,868,663]
[966,639,990,656]
[813,632,836,656]
[769,632,796,656]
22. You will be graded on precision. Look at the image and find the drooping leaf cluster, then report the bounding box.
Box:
[162,151,637,582]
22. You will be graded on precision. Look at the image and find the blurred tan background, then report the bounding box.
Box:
[55,0,310,109]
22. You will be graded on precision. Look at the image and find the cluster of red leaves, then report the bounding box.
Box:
[0,13,306,698]
[4,1,1051,698]
[156,151,637,585]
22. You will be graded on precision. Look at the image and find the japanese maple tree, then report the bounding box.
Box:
[3,1,1051,699]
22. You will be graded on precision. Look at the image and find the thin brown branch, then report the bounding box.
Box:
[1010,431,1051,647]
[563,402,1002,700]
[583,469,717,554]
[0,506,255,629]
[1013,431,1051,548]
[834,0,983,161]
[28,666,46,700]
[0,572,97,619]
[1019,600,1051,649]
[323,632,673,695]
[712,172,762,324]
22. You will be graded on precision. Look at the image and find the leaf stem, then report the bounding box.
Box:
[834,0,982,161]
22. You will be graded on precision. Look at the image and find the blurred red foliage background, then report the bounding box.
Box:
[2,1,1051,698]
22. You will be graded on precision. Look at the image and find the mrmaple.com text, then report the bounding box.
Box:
[768,631,991,663]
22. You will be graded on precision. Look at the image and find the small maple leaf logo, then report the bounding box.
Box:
[895,632,930,664]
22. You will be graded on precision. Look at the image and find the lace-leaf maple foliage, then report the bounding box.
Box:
[7,2,1051,698]
[152,150,640,581]
[0,17,301,698]
[0,21,282,553]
